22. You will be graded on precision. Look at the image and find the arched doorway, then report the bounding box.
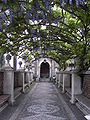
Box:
[40,62,50,78]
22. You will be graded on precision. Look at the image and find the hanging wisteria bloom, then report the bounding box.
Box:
[4,0,7,4]
[62,0,65,6]
[5,22,8,32]
[36,12,39,22]
[0,19,2,31]
[2,13,6,21]
[20,4,23,16]
[76,0,79,7]
[36,0,39,11]
[32,12,35,22]
[59,0,84,6]
[45,1,49,10]
[69,0,72,5]
[25,10,31,24]
[42,11,45,20]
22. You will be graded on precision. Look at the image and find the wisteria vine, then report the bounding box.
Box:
[0,0,88,32]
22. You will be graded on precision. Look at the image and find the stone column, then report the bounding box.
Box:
[70,71,75,104]
[26,71,30,87]
[62,74,65,93]
[34,61,37,78]
[74,73,82,95]
[17,69,25,93]
[22,71,25,93]
[3,64,14,104]
[58,73,61,88]
[50,67,51,80]
[51,60,52,78]
[31,72,33,82]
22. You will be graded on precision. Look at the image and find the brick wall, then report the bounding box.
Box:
[83,74,90,99]
[0,72,4,94]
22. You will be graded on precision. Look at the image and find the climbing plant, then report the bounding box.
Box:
[0,0,90,72]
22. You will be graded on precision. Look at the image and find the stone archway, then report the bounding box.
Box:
[40,62,50,78]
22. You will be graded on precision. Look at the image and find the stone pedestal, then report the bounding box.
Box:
[70,71,82,104]
[58,74,63,88]
[3,64,14,104]
[26,72,31,87]
[70,72,75,104]
[31,72,33,81]
[17,69,25,93]
[17,69,24,87]
[64,74,70,87]
[74,74,82,95]
[62,74,65,93]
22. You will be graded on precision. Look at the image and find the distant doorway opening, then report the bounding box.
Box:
[40,62,50,78]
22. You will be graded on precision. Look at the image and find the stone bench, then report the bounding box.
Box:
[0,94,10,112]
[75,95,90,115]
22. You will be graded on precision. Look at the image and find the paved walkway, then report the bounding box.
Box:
[9,82,77,120]
[0,81,86,120]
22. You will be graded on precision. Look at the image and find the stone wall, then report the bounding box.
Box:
[0,72,4,94]
[83,74,90,99]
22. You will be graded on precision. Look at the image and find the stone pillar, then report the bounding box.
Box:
[31,72,33,81]
[22,72,25,93]
[74,73,82,94]
[17,69,25,93]
[26,71,30,87]
[70,72,75,104]
[35,61,37,79]
[62,74,65,93]
[51,60,52,78]
[58,73,61,88]
[50,67,52,79]
[3,65,14,104]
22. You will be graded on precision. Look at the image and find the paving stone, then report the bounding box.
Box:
[15,82,70,120]
[0,81,86,120]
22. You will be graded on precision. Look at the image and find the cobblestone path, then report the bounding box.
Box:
[11,82,71,120]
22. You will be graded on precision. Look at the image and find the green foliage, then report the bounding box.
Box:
[0,1,90,73]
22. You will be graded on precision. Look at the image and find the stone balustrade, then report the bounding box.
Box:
[1,64,34,105]
[56,70,82,104]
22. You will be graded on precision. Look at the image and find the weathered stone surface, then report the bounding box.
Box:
[15,82,69,120]
[0,72,4,94]
[83,75,90,99]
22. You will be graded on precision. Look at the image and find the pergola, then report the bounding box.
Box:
[0,0,90,73]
